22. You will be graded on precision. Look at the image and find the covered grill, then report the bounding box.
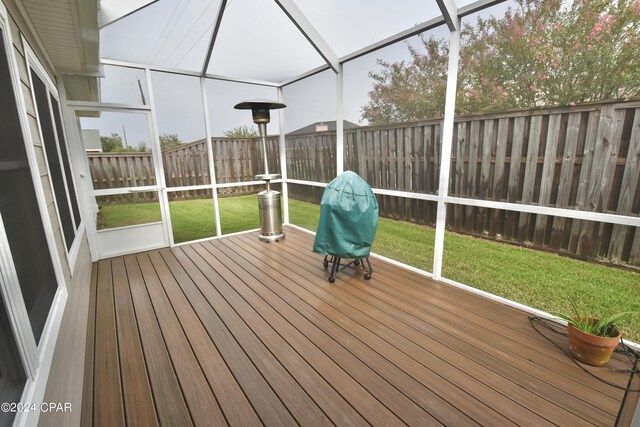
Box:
[313,171,379,283]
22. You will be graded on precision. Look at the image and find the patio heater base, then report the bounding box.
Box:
[257,182,284,242]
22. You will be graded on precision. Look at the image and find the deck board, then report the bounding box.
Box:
[93,261,125,426]
[277,233,623,422]
[111,258,157,426]
[122,255,192,425]
[84,226,639,426]
[80,263,98,427]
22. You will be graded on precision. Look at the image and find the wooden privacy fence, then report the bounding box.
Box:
[87,101,639,266]
[87,137,280,200]
[287,100,640,267]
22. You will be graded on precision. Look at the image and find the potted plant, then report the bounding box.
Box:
[554,301,636,367]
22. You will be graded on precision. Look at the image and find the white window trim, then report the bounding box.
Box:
[0,3,69,426]
[22,36,84,273]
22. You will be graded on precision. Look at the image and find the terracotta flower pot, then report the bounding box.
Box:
[567,320,621,367]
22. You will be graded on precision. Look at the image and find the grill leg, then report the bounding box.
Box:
[364,257,372,280]
[329,257,341,283]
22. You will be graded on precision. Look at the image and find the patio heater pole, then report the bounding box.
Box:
[258,121,270,178]
[234,99,287,242]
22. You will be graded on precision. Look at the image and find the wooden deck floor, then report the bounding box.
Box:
[82,226,638,426]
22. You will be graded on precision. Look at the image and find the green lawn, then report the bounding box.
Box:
[99,195,640,342]
[98,195,261,240]
[97,201,162,230]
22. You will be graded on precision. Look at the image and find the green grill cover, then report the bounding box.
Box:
[313,171,379,259]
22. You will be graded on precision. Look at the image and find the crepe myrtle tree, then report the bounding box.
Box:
[361,0,640,124]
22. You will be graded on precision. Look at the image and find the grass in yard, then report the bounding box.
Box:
[99,196,640,342]
[168,196,261,242]
[168,199,216,243]
[97,195,261,239]
[289,198,640,342]
[97,202,162,229]
[217,194,260,235]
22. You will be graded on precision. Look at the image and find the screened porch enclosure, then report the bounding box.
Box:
[58,0,640,424]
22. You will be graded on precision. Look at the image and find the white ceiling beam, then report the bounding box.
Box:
[100,58,280,87]
[435,0,459,31]
[201,0,228,76]
[279,64,331,87]
[203,72,281,87]
[340,16,445,64]
[273,0,340,73]
[458,0,507,17]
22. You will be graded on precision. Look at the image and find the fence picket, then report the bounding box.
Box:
[534,113,562,245]
[504,117,526,239]
[518,115,542,242]
[549,112,581,249]
[466,120,480,232]
[490,118,509,236]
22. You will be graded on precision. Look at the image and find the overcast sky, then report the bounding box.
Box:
[86,0,508,146]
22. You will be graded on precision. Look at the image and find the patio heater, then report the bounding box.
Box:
[234,99,286,242]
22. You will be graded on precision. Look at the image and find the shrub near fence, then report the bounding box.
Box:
[287,100,640,268]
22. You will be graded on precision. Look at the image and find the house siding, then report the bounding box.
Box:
[4,3,92,426]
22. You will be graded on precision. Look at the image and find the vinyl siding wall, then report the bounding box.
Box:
[5,3,92,425]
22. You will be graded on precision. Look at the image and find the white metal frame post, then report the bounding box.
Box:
[201,76,222,236]
[336,63,344,175]
[277,86,290,224]
[145,67,172,247]
[433,22,461,281]
[57,77,100,261]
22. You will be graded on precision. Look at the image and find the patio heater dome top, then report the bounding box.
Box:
[233,99,286,110]
[234,99,286,125]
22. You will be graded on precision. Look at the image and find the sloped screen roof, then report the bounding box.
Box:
[101,0,222,72]
[206,0,326,82]
[290,0,440,57]
[99,0,468,84]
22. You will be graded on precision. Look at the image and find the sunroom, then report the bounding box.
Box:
[0,0,639,425]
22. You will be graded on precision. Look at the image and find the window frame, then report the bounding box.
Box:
[23,38,84,273]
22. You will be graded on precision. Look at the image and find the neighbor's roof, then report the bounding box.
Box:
[287,120,359,136]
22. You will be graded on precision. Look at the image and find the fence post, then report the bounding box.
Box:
[433,22,460,281]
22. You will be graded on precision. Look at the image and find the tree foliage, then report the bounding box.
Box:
[100,133,124,152]
[223,125,259,138]
[159,133,182,150]
[100,133,149,152]
[362,0,640,124]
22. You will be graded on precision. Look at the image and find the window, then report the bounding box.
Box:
[30,68,81,252]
